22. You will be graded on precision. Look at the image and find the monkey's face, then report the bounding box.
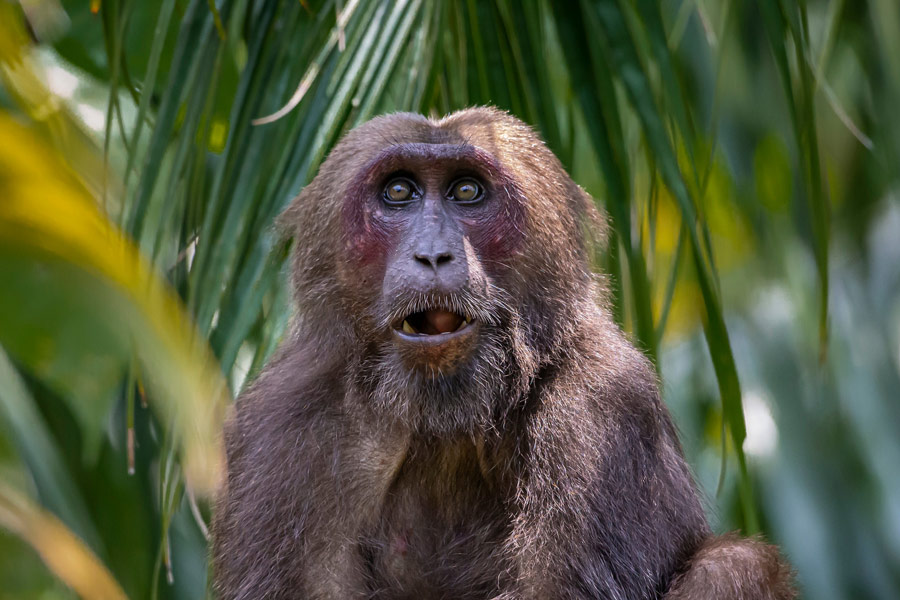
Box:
[286,109,601,431]
[343,142,526,375]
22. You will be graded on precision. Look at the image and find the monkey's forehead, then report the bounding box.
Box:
[337,108,544,166]
[355,143,507,181]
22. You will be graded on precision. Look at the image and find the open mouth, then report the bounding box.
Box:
[396,309,473,337]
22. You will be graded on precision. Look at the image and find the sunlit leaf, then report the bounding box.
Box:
[0,484,127,600]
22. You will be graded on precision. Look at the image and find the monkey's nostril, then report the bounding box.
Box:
[414,254,433,268]
[414,252,454,269]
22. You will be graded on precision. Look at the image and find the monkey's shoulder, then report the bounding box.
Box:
[542,332,666,427]
[224,343,350,463]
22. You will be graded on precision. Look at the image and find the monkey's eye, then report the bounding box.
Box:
[448,179,483,204]
[383,178,415,206]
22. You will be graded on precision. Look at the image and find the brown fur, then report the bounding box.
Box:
[212,107,794,599]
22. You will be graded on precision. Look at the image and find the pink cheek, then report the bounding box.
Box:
[462,217,524,265]
[343,200,393,267]
[348,230,390,268]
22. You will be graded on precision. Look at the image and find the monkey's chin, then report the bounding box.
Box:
[391,320,480,374]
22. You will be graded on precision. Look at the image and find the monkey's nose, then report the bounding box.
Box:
[413,250,454,272]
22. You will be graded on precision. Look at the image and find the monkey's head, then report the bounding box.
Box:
[281,107,605,433]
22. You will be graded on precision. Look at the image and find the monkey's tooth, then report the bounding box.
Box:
[454,320,467,332]
[402,320,416,334]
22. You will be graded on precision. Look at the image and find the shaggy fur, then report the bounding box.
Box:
[212,107,795,599]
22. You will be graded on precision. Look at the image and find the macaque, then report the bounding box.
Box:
[213,108,794,600]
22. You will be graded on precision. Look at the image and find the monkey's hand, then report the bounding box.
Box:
[663,534,796,600]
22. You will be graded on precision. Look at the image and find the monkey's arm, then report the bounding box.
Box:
[212,341,401,600]
[501,341,793,600]
[213,397,361,597]
[500,353,708,599]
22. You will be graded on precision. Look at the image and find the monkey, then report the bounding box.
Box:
[212,107,795,600]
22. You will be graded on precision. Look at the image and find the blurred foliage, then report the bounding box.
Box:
[0,0,898,598]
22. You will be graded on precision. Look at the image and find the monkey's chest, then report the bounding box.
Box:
[362,452,512,599]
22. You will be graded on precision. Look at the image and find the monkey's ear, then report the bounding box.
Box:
[274,180,323,243]
[274,194,301,239]
[573,183,609,257]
